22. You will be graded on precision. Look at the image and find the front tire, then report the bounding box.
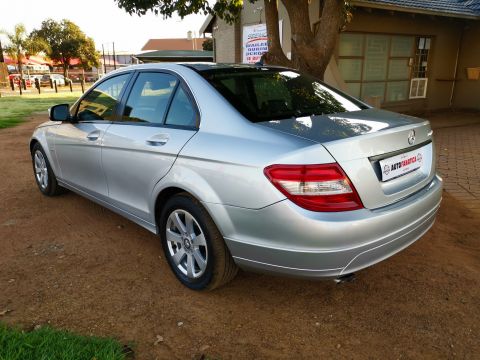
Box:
[160,193,238,290]
[31,142,65,196]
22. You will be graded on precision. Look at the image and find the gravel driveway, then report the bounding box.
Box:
[0,114,479,359]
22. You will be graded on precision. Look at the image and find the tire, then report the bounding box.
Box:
[160,192,238,290]
[31,142,66,196]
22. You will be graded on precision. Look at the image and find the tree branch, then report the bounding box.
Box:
[281,0,313,45]
[314,0,344,52]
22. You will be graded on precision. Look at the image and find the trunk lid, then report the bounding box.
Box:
[258,109,436,209]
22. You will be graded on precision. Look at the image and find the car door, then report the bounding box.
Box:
[101,71,198,222]
[53,73,131,199]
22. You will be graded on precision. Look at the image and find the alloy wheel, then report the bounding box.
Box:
[166,209,208,279]
[34,150,48,190]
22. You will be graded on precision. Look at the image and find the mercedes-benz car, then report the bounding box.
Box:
[30,63,442,290]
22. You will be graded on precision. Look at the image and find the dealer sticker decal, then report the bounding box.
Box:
[379,146,426,181]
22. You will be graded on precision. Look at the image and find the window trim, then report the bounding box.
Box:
[73,71,134,123]
[112,69,201,130]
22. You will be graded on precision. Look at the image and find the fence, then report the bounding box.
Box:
[0,72,97,97]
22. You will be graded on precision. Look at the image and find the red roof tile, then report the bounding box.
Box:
[141,38,206,51]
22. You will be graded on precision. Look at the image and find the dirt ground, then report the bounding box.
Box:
[1,115,479,360]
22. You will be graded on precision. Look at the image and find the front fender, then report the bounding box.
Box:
[30,123,60,176]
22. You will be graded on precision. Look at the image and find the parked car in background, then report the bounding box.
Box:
[8,74,32,87]
[84,75,98,83]
[29,74,44,84]
[40,74,67,87]
[30,63,443,290]
[66,74,98,83]
[23,74,43,86]
[69,74,81,82]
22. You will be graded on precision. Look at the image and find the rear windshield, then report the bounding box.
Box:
[199,67,367,122]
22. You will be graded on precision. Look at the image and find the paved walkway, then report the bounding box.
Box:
[430,112,480,214]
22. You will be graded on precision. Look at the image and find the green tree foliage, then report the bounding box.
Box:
[114,0,351,79]
[116,0,244,23]
[31,19,100,77]
[202,38,213,51]
[78,37,100,71]
[0,24,47,79]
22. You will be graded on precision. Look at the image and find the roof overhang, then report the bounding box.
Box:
[138,56,213,59]
[135,50,213,63]
[351,0,480,20]
[136,51,213,58]
[199,14,215,35]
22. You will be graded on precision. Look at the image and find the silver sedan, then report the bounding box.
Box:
[30,63,442,290]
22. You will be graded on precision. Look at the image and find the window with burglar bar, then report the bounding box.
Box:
[337,33,432,103]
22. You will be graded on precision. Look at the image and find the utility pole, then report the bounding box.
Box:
[112,42,117,70]
[102,44,107,74]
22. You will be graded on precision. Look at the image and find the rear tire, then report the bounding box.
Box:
[160,192,238,290]
[31,142,66,196]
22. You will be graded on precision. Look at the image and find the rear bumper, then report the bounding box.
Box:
[205,174,442,279]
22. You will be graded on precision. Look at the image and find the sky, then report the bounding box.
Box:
[0,0,208,53]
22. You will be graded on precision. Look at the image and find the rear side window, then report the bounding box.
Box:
[77,74,129,121]
[201,68,365,122]
[165,86,196,127]
[122,72,178,124]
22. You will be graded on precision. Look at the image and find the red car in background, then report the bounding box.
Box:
[8,74,33,87]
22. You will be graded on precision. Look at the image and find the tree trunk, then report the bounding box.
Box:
[263,0,344,80]
[63,61,69,78]
[312,0,345,77]
[17,51,23,78]
[262,0,291,67]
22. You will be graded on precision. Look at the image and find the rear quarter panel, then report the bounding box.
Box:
[152,120,337,212]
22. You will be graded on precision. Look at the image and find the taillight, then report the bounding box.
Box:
[264,163,363,212]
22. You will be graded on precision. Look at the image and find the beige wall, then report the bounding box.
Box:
[240,2,469,111]
[453,22,480,110]
[212,1,478,112]
[212,17,240,63]
[344,9,465,112]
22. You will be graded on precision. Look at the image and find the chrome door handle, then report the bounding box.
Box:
[146,139,168,146]
[86,131,100,141]
[146,133,169,146]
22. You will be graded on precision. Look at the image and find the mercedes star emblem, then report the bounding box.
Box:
[408,130,416,145]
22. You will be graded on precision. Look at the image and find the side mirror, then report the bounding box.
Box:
[49,104,71,122]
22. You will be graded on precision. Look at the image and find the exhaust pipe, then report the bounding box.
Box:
[334,273,356,284]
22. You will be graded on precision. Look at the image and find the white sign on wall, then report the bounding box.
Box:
[242,23,268,64]
[242,21,283,64]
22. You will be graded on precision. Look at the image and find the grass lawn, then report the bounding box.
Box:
[0,322,128,360]
[0,92,82,129]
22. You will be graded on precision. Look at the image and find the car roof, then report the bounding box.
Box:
[103,62,292,77]
[181,63,291,73]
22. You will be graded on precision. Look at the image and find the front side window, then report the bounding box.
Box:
[77,74,129,121]
[122,72,178,124]
[200,67,363,123]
